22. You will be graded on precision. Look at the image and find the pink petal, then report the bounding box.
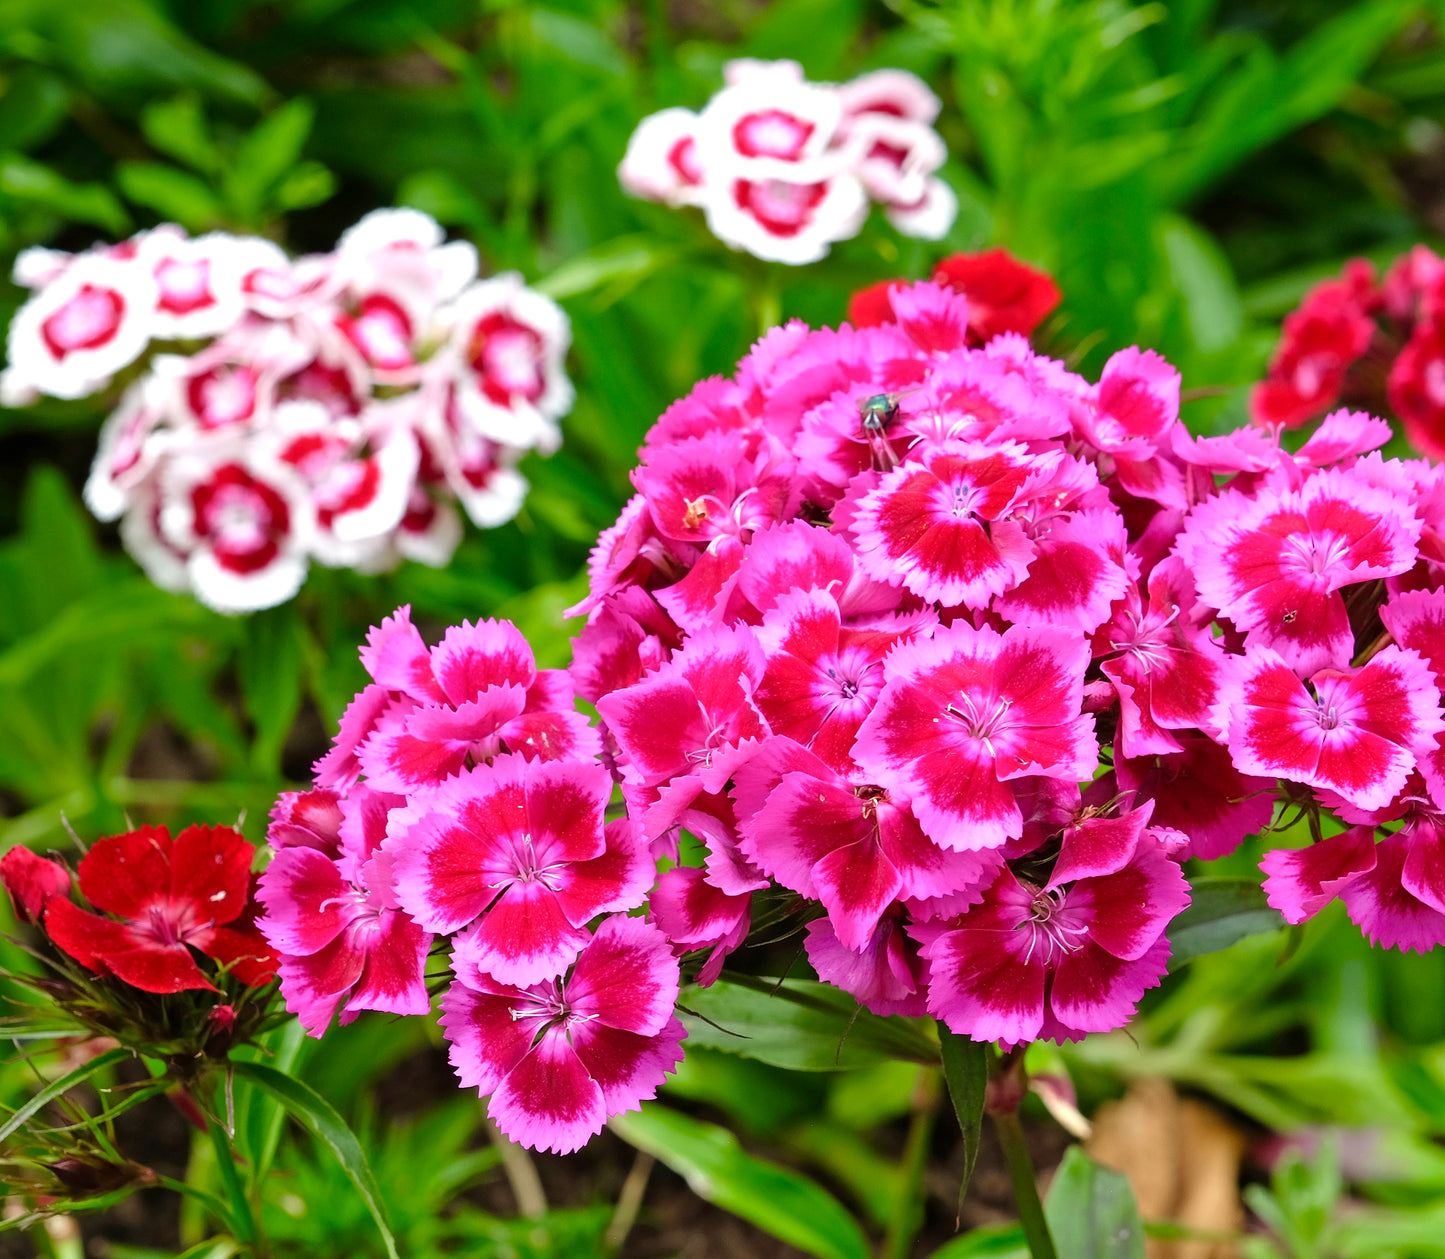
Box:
[1343,832,1445,952]
[920,921,1045,1044]
[430,617,536,705]
[256,848,360,956]
[571,1017,686,1117]
[344,910,433,1016]
[1261,827,1378,924]
[812,837,905,952]
[1048,936,1171,1036]
[313,683,392,789]
[359,605,445,702]
[566,914,681,1036]
[489,1026,607,1154]
[805,914,926,1018]
[1402,822,1445,915]
[277,936,366,1035]
[451,882,591,988]
[550,817,653,927]
[439,979,543,1095]
[1050,805,1153,887]
[1065,840,1190,961]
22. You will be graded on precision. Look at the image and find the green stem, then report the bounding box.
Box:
[755,266,782,336]
[880,1067,939,1259]
[991,1109,1057,1259]
[207,1117,263,1253]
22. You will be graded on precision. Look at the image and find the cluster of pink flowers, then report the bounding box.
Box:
[1252,245,1445,458]
[619,60,955,263]
[256,611,678,1154]
[1,210,572,613]
[257,246,1445,1157]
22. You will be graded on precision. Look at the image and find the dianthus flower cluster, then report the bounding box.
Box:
[619,59,956,264]
[1,210,572,613]
[257,247,1445,1158]
[255,612,677,1154]
[1251,245,1445,458]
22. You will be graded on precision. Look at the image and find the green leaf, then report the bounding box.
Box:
[678,976,938,1071]
[1044,1147,1145,1259]
[141,94,221,176]
[612,1104,870,1259]
[744,0,862,79]
[939,1028,988,1210]
[0,67,70,153]
[272,160,336,212]
[1160,214,1242,355]
[238,603,304,775]
[0,579,213,689]
[224,98,316,223]
[1168,878,1286,969]
[116,161,223,232]
[534,235,676,302]
[207,1115,260,1245]
[229,1060,399,1259]
[28,0,271,109]
[0,1045,131,1144]
[0,154,130,234]
[926,1224,1028,1258]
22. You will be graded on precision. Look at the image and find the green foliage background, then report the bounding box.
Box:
[5,1,1445,1255]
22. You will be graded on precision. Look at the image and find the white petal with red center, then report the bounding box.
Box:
[5,251,158,398]
[138,230,249,339]
[837,68,941,128]
[702,171,868,265]
[158,440,315,614]
[619,107,707,206]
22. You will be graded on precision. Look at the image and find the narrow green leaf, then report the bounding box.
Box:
[1044,1147,1145,1259]
[612,1104,870,1259]
[207,1116,259,1245]
[0,1045,130,1144]
[534,236,675,302]
[228,1060,398,1259]
[1168,878,1285,969]
[926,1224,1028,1258]
[939,1028,988,1211]
[678,976,938,1071]
[238,603,304,775]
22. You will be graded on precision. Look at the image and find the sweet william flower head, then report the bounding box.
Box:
[439,915,685,1154]
[853,620,1097,851]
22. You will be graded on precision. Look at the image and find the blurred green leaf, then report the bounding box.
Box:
[1044,1146,1146,1259]
[1163,0,1415,203]
[0,1045,130,1144]
[272,160,336,213]
[224,98,317,223]
[927,1225,1028,1258]
[116,160,221,232]
[0,66,69,153]
[1169,878,1286,968]
[141,94,221,177]
[238,603,305,776]
[0,154,129,233]
[612,1103,871,1259]
[744,0,862,80]
[17,0,271,108]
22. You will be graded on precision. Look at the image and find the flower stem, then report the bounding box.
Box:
[991,1109,1057,1259]
[484,1114,548,1219]
[881,1066,940,1259]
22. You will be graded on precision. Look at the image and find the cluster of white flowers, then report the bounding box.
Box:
[619,60,956,265]
[1,211,573,614]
